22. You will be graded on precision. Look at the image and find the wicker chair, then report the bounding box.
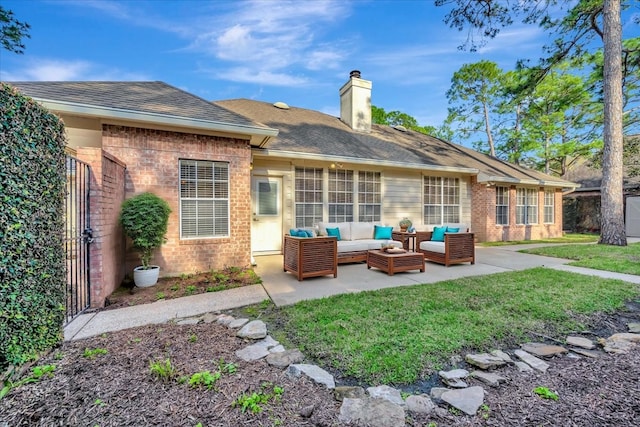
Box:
[283,235,338,281]
[415,230,475,267]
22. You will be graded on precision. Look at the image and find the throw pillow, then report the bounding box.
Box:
[289,229,298,237]
[303,229,315,237]
[447,227,460,233]
[374,225,393,240]
[431,226,447,242]
[326,227,341,241]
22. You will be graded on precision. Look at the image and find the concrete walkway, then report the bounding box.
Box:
[64,240,640,341]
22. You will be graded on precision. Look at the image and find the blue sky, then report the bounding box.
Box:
[2,0,639,130]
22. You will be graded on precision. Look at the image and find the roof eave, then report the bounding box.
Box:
[478,174,579,188]
[37,99,279,146]
[252,149,479,174]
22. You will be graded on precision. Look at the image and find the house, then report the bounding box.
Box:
[9,73,576,307]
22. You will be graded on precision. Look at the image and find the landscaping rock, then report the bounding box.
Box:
[490,349,514,363]
[339,397,405,427]
[439,368,469,388]
[406,395,436,415]
[566,336,595,350]
[299,404,315,418]
[514,350,550,373]
[265,349,304,368]
[216,314,234,326]
[465,353,506,370]
[514,361,534,373]
[287,364,335,389]
[628,323,640,333]
[334,386,366,402]
[227,318,249,329]
[520,342,568,357]
[201,312,218,324]
[430,387,449,403]
[236,320,267,339]
[470,370,507,387]
[175,317,200,325]
[441,386,484,415]
[235,343,270,362]
[366,385,404,406]
[608,332,640,343]
[269,344,285,353]
[251,335,279,349]
[570,348,600,358]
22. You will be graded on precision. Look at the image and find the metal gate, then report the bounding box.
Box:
[64,156,93,324]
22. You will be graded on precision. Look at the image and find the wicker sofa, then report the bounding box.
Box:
[415,224,475,267]
[318,222,402,264]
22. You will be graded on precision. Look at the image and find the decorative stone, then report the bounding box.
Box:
[628,323,640,333]
[366,385,405,406]
[603,339,634,354]
[439,369,469,388]
[607,333,640,343]
[287,364,335,389]
[406,395,436,414]
[514,361,533,373]
[299,404,315,418]
[514,350,550,373]
[490,349,514,363]
[429,387,449,402]
[269,345,285,353]
[175,317,200,325]
[441,386,485,415]
[465,353,507,370]
[265,349,304,368]
[216,314,234,326]
[201,312,218,324]
[339,397,405,427]
[334,386,366,402]
[228,318,249,329]
[470,370,507,387]
[570,348,600,358]
[236,320,267,339]
[566,336,595,350]
[235,343,270,362]
[252,335,279,349]
[520,342,568,357]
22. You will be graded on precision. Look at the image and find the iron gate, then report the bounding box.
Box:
[64,156,92,324]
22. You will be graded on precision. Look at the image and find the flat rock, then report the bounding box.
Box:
[430,387,449,402]
[339,397,405,427]
[514,350,550,373]
[236,320,267,339]
[603,339,635,354]
[514,361,534,373]
[287,364,335,389]
[406,395,436,414]
[490,349,513,363]
[566,336,595,350]
[465,353,507,370]
[366,385,404,406]
[569,348,600,358]
[251,335,279,349]
[441,386,484,415]
[216,314,234,326]
[628,323,640,333]
[228,318,249,329]
[607,332,640,343]
[439,369,469,388]
[470,370,507,387]
[175,317,200,325]
[201,312,218,324]
[520,342,568,357]
[334,386,366,402]
[235,343,270,362]
[269,344,285,353]
[265,349,304,368]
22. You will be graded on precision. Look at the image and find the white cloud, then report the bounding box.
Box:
[0,58,151,81]
[215,67,309,86]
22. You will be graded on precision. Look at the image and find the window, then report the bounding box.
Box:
[544,189,555,224]
[423,176,460,225]
[328,169,353,222]
[516,188,538,225]
[358,171,381,222]
[179,159,229,238]
[496,186,509,225]
[294,167,323,227]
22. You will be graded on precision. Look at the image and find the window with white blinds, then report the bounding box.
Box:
[294,167,323,227]
[423,176,460,225]
[179,160,229,238]
[516,188,538,225]
[496,186,509,225]
[329,169,354,222]
[544,189,555,224]
[358,171,381,222]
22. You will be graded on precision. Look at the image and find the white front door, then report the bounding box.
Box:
[251,176,283,253]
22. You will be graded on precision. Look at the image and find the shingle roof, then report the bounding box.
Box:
[7,81,260,128]
[215,98,575,186]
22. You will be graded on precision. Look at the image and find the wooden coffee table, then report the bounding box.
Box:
[366,250,425,276]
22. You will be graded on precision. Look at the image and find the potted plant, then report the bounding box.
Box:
[399,217,412,232]
[119,192,172,287]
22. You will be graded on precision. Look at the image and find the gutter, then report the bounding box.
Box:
[479,174,580,189]
[252,149,479,174]
[36,99,279,147]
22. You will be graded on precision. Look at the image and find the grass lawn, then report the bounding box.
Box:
[480,233,599,246]
[278,268,638,385]
[522,242,640,275]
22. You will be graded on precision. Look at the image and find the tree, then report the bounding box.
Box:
[445,60,504,156]
[371,105,438,136]
[0,6,30,54]
[436,0,631,246]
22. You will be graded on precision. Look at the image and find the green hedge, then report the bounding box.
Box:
[0,83,67,370]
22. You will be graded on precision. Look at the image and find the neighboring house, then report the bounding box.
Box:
[8,73,576,307]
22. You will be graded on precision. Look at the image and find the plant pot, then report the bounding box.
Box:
[133,265,160,288]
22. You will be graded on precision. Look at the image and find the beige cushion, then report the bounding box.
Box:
[420,241,446,254]
[351,222,375,240]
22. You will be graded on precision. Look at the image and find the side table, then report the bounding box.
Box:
[392,231,417,252]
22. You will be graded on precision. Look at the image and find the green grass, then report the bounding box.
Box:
[522,242,640,275]
[480,233,599,246]
[278,268,638,385]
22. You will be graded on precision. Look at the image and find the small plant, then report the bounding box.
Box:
[156,292,166,300]
[83,348,108,359]
[206,285,226,293]
[1,364,56,399]
[218,358,237,374]
[184,285,197,296]
[189,371,221,390]
[94,398,106,407]
[170,284,180,291]
[479,403,490,419]
[233,382,284,414]
[399,217,412,229]
[189,334,198,343]
[149,358,177,382]
[533,386,559,401]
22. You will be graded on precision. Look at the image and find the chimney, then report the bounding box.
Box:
[339,70,372,133]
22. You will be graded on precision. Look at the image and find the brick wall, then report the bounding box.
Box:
[102,125,252,277]
[76,147,126,308]
[472,185,564,242]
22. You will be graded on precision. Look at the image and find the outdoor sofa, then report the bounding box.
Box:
[317,222,402,264]
[415,224,475,267]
